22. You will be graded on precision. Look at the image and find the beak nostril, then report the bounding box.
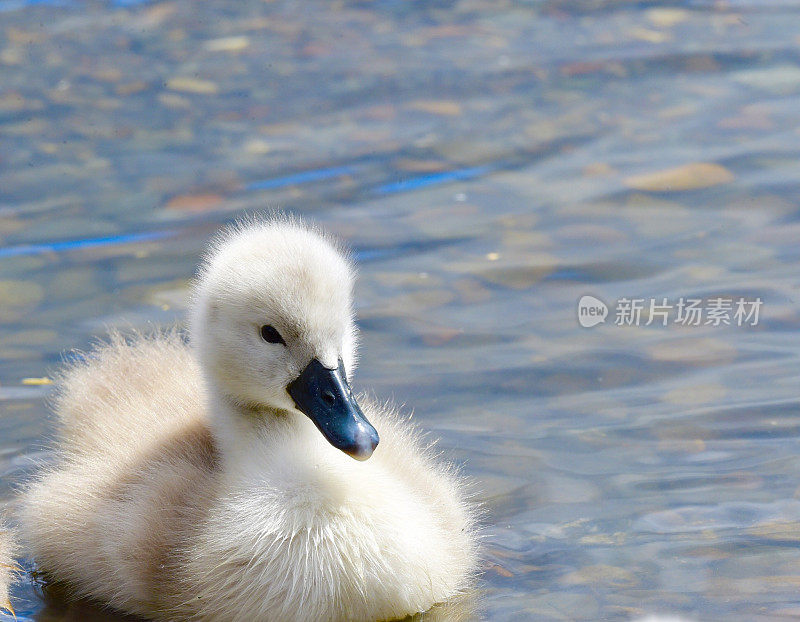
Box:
[321,390,336,405]
[287,358,378,461]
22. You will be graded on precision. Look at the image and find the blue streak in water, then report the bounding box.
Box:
[0,0,72,10]
[0,230,173,259]
[543,268,588,282]
[375,165,493,195]
[352,247,398,262]
[247,166,356,191]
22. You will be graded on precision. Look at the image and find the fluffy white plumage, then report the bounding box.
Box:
[0,526,16,616]
[15,217,478,621]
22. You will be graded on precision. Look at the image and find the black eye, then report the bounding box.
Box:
[260,325,286,345]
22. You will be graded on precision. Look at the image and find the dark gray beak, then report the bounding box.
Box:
[287,358,379,460]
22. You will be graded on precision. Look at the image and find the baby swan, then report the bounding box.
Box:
[18,219,478,622]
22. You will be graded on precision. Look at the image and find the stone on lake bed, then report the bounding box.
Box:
[0,280,44,321]
[629,27,671,44]
[662,383,726,406]
[521,592,601,621]
[748,521,800,541]
[166,193,224,212]
[145,281,192,310]
[648,337,737,365]
[624,162,734,192]
[166,77,219,95]
[2,329,57,348]
[646,7,690,27]
[561,564,639,588]
[408,100,462,116]
[731,65,800,94]
[203,36,250,52]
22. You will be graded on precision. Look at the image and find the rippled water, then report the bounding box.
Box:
[2,1,800,620]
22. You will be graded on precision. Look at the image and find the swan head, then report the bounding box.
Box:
[190,218,379,460]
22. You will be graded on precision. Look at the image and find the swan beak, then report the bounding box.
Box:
[287,358,379,461]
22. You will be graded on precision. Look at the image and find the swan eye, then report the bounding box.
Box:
[260,325,286,346]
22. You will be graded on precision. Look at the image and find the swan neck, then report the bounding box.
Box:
[207,389,282,461]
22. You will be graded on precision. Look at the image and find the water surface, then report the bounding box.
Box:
[2,1,800,620]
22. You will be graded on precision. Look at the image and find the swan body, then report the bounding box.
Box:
[0,527,16,615]
[16,219,477,621]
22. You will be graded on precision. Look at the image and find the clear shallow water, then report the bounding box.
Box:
[1,1,800,620]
